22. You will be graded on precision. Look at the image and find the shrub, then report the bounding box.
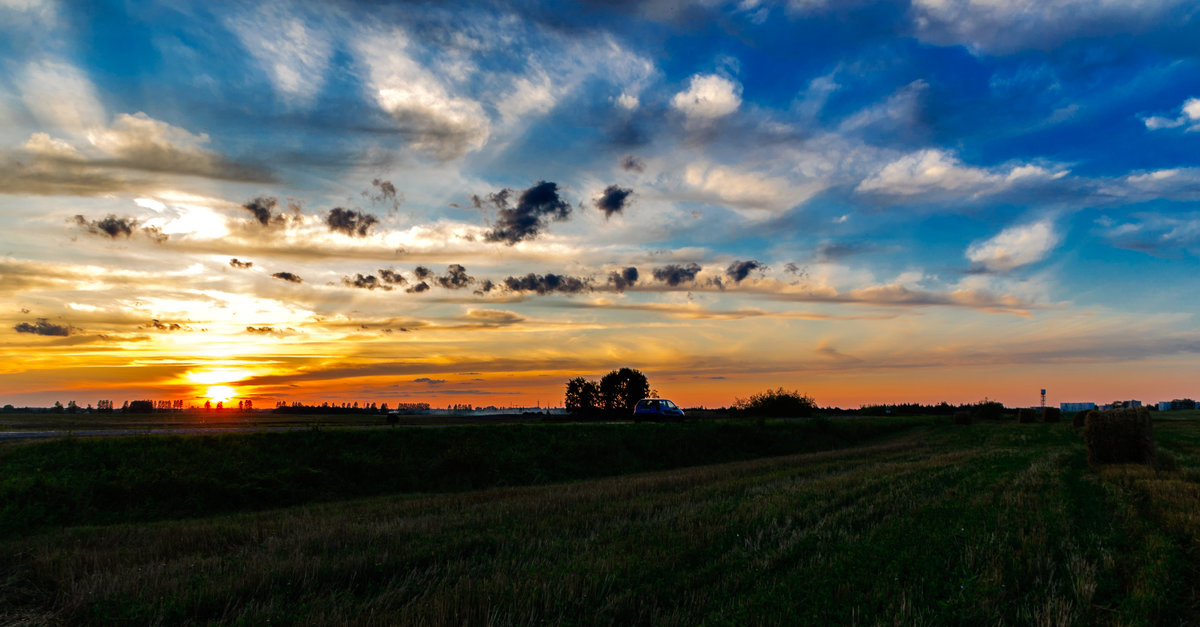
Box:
[952,411,972,425]
[734,388,815,418]
[1042,407,1062,423]
[1017,408,1039,423]
[971,401,1005,421]
[1072,409,1092,429]
[1082,407,1156,467]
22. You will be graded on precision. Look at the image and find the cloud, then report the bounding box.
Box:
[1142,97,1200,132]
[379,268,406,285]
[607,266,639,291]
[725,260,762,283]
[271,271,303,283]
[86,112,274,182]
[907,0,1191,53]
[856,149,1063,199]
[652,263,702,287]
[966,220,1058,272]
[354,29,490,160]
[73,214,135,238]
[230,258,253,269]
[671,74,742,125]
[480,181,572,245]
[464,309,526,325]
[502,273,591,294]
[681,162,813,214]
[327,207,378,237]
[413,266,433,280]
[413,377,446,385]
[223,3,333,108]
[19,59,106,132]
[14,318,70,336]
[366,178,402,212]
[343,273,392,291]
[1098,211,1200,256]
[436,264,474,289]
[620,154,646,173]
[406,281,430,293]
[241,197,276,227]
[594,185,633,218]
[146,319,191,332]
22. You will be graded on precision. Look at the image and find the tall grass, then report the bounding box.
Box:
[0,418,931,537]
[4,420,1200,624]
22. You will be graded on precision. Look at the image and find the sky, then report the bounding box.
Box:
[2,0,1199,410]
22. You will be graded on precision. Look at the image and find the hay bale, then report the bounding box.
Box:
[1082,407,1156,466]
[1017,408,1039,423]
[1072,409,1093,429]
[953,410,972,425]
[1042,407,1062,423]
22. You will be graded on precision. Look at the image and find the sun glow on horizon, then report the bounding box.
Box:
[205,385,237,404]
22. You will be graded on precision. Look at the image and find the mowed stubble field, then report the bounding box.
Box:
[3,414,1200,625]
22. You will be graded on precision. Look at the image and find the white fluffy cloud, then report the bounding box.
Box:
[681,161,824,215]
[224,4,334,108]
[671,74,742,124]
[1142,97,1200,132]
[966,220,1058,272]
[19,59,106,133]
[856,149,1063,198]
[355,29,491,161]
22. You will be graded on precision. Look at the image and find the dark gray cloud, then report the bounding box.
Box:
[327,207,378,237]
[480,181,571,245]
[653,263,702,286]
[407,281,430,293]
[272,272,303,283]
[74,214,135,238]
[365,178,403,212]
[230,258,253,269]
[379,268,406,285]
[502,273,591,294]
[813,242,881,263]
[14,318,69,336]
[607,266,639,291]
[474,279,496,295]
[146,319,190,332]
[726,260,762,283]
[620,154,646,173]
[413,265,434,280]
[595,185,633,218]
[343,274,392,291]
[413,377,447,385]
[437,264,474,289]
[242,196,277,227]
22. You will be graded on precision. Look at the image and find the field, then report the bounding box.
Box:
[3,414,1200,624]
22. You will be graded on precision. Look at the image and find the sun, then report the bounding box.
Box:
[205,385,237,404]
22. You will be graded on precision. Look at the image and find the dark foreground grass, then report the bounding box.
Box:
[0,417,930,538]
[4,419,1200,624]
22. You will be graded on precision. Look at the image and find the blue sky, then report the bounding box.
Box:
[2,0,1199,408]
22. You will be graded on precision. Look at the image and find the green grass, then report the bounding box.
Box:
[3,417,1200,624]
[0,417,931,538]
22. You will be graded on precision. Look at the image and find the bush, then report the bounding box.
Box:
[972,401,1005,421]
[734,388,815,418]
[1042,407,1062,423]
[1072,409,1092,429]
[953,411,972,425]
[1017,408,1039,423]
[1082,408,1156,467]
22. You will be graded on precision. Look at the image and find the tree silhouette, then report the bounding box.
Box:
[600,368,650,415]
[565,377,601,417]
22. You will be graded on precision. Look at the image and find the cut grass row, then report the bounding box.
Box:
[4,419,1200,624]
[0,417,932,538]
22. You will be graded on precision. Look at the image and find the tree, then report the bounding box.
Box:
[599,368,650,416]
[734,388,815,418]
[565,377,601,417]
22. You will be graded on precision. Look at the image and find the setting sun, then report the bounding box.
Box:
[205,386,237,404]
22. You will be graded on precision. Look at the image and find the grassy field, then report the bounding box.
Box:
[3,415,1200,624]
